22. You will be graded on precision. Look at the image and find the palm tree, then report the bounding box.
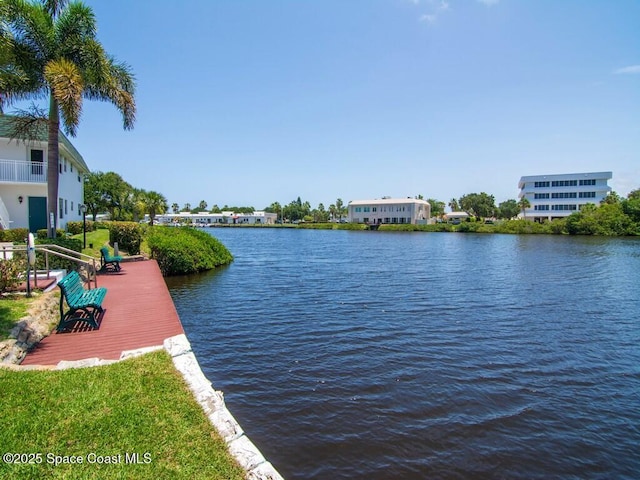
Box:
[145,191,167,226]
[1,0,136,237]
[518,197,531,220]
[171,203,180,214]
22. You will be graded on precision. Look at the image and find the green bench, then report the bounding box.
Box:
[57,270,107,332]
[100,246,122,272]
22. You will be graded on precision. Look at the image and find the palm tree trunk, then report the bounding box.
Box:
[47,95,60,238]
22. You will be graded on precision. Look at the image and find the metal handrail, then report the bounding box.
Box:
[1,243,99,289]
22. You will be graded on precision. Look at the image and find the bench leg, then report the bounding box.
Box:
[57,308,99,331]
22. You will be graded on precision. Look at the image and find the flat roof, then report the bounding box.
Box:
[349,198,430,206]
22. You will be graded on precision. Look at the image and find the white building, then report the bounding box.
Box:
[0,115,89,232]
[518,171,612,222]
[154,211,278,225]
[347,198,431,225]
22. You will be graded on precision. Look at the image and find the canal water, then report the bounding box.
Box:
[164,229,640,479]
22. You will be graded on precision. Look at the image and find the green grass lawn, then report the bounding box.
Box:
[0,350,245,480]
[69,228,110,258]
[0,293,34,341]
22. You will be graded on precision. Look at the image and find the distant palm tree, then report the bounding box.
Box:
[448,198,460,212]
[145,191,167,226]
[171,203,180,214]
[518,198,531,219]
[1,0,136,236]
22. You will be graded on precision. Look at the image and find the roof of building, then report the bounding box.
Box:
[349,198,430,206]
[0,114,89,173]
[518,171,612,188]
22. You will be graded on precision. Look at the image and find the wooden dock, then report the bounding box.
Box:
[21,260,184,366]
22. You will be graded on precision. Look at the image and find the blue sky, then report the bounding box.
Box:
[34,0,640,209]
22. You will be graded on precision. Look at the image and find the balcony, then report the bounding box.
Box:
[0,159,47,184]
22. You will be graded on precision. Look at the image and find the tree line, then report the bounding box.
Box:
[84,171,167,225]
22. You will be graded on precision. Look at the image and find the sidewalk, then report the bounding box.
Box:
[21,260,184,366]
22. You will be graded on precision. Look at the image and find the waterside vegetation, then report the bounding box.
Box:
[146,226,233,276]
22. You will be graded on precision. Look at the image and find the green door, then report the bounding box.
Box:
[28,196,47,233]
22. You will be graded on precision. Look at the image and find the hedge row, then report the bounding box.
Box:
[147,226,233,276]
[109,222,143,255]
[0,228,28,242]
[66,220,97,235]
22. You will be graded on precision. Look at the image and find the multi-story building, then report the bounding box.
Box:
[347,198,430,225]
[0,114,89,232]
[518,172,612,222]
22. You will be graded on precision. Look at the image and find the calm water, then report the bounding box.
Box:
[165,229,640,479]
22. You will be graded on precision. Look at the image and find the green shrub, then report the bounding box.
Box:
[147,226,233,276]
[0,228,29,243]
[0,257,26,293]
[34,237,83,271]
[109,222,143,255]
[36,228,66,239]
[66,220,96,235]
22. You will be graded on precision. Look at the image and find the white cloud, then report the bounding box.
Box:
[477,0,500,6]
[419,14,437,24]
[613,65,640,75]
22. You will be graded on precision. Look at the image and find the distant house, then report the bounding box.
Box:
[518,172,612,222]
[0,114,89,232]
[153,211,278,225]
[443,212,470,223]
[347,198,431,225]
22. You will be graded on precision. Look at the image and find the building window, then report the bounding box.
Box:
[71,201,74,212]
[30,149,44,175]
[59,162,62,174]
[534,193,549,199]
[59,198,64,219]
[551,180,577,187]
[579,179,596,186]
[372,207,377,212]
[535,205,550,211]
[78,175,81,182]
[534,181,550,188]
[552,192,577,199]
[579,192,596,198]
[551,204,577,211]
[64,199,68,215]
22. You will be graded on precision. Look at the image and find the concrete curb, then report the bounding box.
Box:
[164,334,285,480]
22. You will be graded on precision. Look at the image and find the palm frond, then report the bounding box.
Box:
[44,58,83,136]
[4,104,48,144]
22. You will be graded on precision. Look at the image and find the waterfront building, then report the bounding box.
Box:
[0,115,89,232]
[518,171,612,222]
[154,211,278,225]
[347,198,431,225]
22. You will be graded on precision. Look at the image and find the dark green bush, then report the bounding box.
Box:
[34,237,83,271]
[109,222,143,255]
[66,220,95,235]
[147,226,233,276]
[0,228,29,242]
[36,228,66,239]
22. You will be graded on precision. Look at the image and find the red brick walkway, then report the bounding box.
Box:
[21,260,184,366]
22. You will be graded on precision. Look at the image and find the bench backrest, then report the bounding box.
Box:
[58,271,85,300]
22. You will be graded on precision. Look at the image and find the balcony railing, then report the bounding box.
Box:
[0,159,47,183]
